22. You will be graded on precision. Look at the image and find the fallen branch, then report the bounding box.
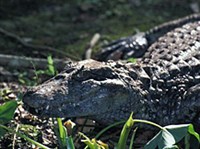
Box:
[0,54,71,71]
[83,33,100,59]
[0,27,80,60]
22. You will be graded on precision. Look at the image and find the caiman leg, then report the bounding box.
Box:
[181,84,200,131]
[96,14,200,61]
[96,33,148,61]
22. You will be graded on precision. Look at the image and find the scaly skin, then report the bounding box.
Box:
[97,13,200,61]
[23,14,200,129]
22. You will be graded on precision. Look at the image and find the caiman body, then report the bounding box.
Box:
[23,14,200,128]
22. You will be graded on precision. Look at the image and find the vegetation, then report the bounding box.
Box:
[0,0,199,148]
[0,102,199,148]
[1,56,200,148]
[0,0,195,59]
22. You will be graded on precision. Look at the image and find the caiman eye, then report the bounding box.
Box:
[54,75,65,80]
[64,67,75,73]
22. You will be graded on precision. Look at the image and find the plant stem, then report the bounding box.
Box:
[57,118,67,137]
[133,119,164,130]
[129,127,137,149]
[95,120,126,139]
[0,124,50,149]
[56,118,67,148]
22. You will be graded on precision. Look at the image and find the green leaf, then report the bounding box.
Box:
[0,100,18,137]
[47,55,54,65]
[144,129,177,149]
[127,58,137,63]
[165,124,199,149]
[0,100,18,124]
[35,70,46,75]
[47,55,55,76]
[144,131,161,149]
[79,132,101,149]
[117,113,134,149]
[187,124,200,141]
[129,127,137,149]
[56,118,68,149]
[145,124,200,149]
[66,136,75,149]
[0,124,50,149]
[158,130,177,149]
[0,127,7,137]
[165,124,199,142]
[48,65,55,76]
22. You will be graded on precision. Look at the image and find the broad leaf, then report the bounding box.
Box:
[145,124,200,149]
[145,129,177,149]
[0,127,7,137]
[165,124,200,149]
[0,100,18,137]
[0,100,18,124]
[165,124,199,142]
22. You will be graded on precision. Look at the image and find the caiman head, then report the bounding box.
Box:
[23,59,142,123]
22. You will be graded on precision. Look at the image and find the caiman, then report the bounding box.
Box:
[23,13,200,129]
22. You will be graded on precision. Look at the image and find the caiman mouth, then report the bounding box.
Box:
[23,92,48,116]
[23,104,43,116]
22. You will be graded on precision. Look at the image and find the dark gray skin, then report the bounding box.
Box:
[23,60,140,124]
[23,58,200,126]
[23,14,200,129]
[97,13,200,61]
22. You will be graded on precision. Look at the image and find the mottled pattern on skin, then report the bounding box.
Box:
[23,14,200,129]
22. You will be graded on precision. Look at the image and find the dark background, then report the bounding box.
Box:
[0,0,198,59]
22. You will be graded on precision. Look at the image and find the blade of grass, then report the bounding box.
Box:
[95,120,125,139]
[129,127,138,149]
[0,124,50,149]
[66,136,75,149]
[57,118,67,148]
[117,113,134,149]
[185,133,190,149]
[56,118,75,149]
